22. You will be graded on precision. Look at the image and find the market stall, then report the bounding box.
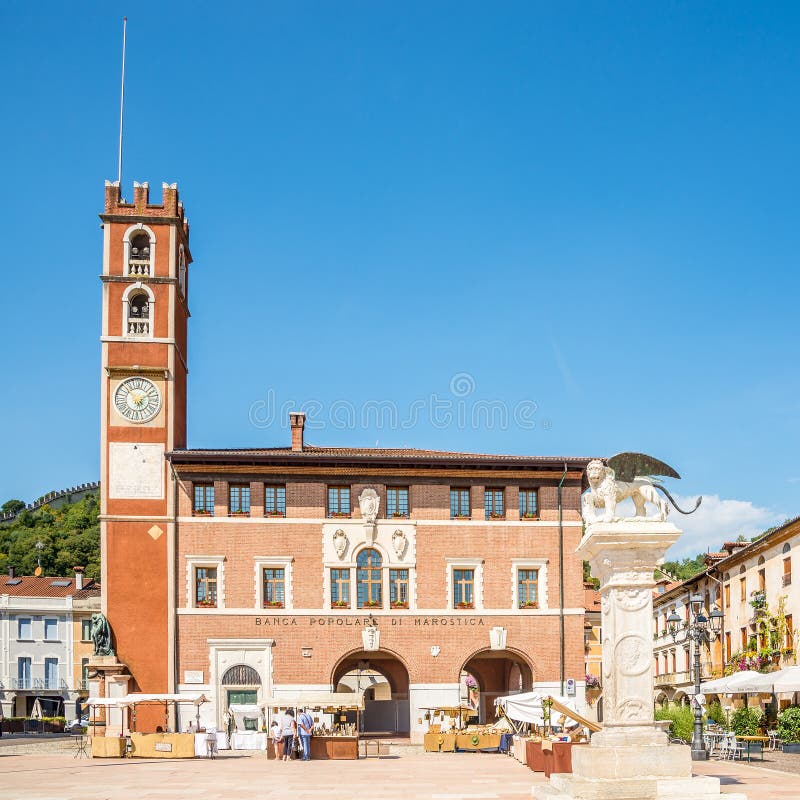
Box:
[421,705,510,753]
[262,692,364,760]
[494,693,598,772]
[85,693,210,759]
[229,703,268,751]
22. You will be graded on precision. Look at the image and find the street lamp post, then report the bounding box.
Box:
[667,595,723,761]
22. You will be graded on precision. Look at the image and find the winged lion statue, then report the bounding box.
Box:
[582,452,702,524]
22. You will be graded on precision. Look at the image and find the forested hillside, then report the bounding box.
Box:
[0,493,100,581]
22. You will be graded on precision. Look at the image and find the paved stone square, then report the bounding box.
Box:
[1,750,800,800]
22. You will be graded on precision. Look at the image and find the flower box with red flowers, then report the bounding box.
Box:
[452,514,471,520]
[263,600,284,609]
[456,602,474,610]
[196,600,217,608]
[390,602,409,610]
[229,511,249,517]
[362,600,381,608]
[266,510,285,517]
[193,510,212,516]
[331,600,349,609]
[489,512,505,520]
[519,601,539,609]
[391,512,408,519]
[521,512,539,520]
[329,512,350,519]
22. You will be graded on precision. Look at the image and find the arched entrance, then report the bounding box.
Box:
[222,664,261,707]
[461,648,534,724]
[333,650,410,736]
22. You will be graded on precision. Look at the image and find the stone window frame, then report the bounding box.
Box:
[511,559,549,611]
[445,557,484,611]
[121,282,155,340]
[122,222,157,277]
[253,556,294,610]
[185,555,226,609]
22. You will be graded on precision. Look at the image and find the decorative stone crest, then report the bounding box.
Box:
[392,529,406,559]
[362,625,380,651]
[358,488,380,524]
[489,626,507,650]
[333,528,348,559]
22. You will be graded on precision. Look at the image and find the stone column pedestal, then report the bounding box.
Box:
[88,655,131,737]
[533,521,745,800]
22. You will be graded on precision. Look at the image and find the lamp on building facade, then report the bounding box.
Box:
[667,596,723,760]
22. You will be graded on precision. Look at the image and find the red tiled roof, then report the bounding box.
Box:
[169,445,594,467]
[1,575,98,598]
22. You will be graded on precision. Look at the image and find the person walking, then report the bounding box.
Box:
[297,708,314,761]
[280,709,296,761]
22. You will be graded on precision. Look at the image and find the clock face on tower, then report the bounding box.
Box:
[113,377,162,423]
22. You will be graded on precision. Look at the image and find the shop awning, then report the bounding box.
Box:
[261,692,364,710]
[84,693,208,708]
[494,692,601,733]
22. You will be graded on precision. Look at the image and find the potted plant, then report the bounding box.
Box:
[331,600,349,608]
[456,601,474,610]
[264,600,284,609]
[779,706,800,753]
[452,514,470,520]
[519,601,538,609]
[390,601,408,609]
[488,511,504,520]
[521,512,538,520]
[363,600,381,608]
[196,599,216,608]
[731,707,763,756]
[391,511,407,519]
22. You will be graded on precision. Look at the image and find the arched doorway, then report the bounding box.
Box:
[222,664,261,707]
[460,649,534,724]
[333,650,410,736]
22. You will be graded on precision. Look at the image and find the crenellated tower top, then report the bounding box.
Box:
[103,180,189,241]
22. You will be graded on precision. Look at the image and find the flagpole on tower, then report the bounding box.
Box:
[117,16,127,186]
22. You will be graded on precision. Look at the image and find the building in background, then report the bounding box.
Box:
[97,182,592,740]
[652,517,800,709]
[0,568,100,719]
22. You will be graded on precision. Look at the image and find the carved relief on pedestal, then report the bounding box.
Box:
[612,587,650,613]
[614,633,652,677]
[602,638,613,679]
[615,697,650,722]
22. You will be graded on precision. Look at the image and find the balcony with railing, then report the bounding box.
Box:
[4,676,76,691]
[654,670,691,688]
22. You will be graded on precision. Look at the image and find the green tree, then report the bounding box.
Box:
[0,492,100,581]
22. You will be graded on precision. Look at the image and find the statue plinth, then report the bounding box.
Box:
[533,520,745,800]
[88,655,131,737]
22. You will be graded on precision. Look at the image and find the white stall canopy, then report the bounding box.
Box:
[261,692,364,710]
[495,692,601,733]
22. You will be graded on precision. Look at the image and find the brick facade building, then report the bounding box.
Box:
[99,182,591,739]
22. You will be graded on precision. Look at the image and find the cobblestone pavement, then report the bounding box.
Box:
[2,750,800,800]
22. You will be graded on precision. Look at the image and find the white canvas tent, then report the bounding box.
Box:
[494,692,575,725]
[228,703,263,732]
[702,667,800,696]
[700,671,767,695]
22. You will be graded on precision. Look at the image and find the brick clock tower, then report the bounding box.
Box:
[99,180,192,703]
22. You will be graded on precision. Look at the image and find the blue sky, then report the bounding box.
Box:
[0,2,797,556]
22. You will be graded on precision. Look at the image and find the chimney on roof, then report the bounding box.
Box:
[8,565,15,578]
[74,566,84,592]
[290,412,306,453]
